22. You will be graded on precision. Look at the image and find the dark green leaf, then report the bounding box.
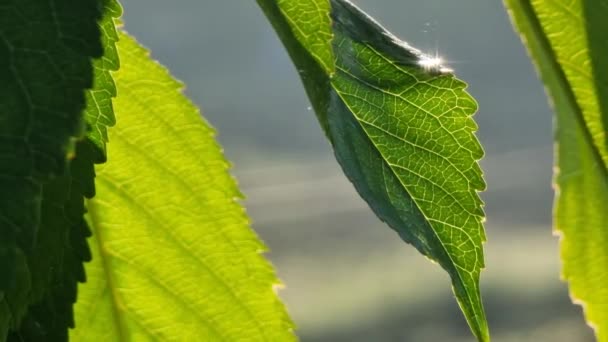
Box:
[0,0,106,337]
[258,0,488,340]
[0,0,121,339]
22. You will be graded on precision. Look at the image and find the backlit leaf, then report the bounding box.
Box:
[70,31,295,341]
[258,0,489,340]
[505,0,608,339]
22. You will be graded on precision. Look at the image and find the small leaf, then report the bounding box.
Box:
[71,31,295,341]
[505,0,608,339]
[258,0,488,340]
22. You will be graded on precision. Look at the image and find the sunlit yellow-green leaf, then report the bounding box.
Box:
[505,0,608,339]
[70,31,295,341]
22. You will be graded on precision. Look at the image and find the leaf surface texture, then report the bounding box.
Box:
[7,1,121,340]
[71,31,295,341]
[0,0,118,338]
[258,0,488,340]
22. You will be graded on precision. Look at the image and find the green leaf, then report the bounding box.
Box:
[0,0,109,337]
[276,0,334,74]
[505,0,608,339]
[83,0,121,162]
[6,1,122,339]
[70,31,296,341]
[258,0,488,340]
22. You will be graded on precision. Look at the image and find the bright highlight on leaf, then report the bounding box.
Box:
[71,31,295,341]
[505,0,608,339]
[418,55,453,74]
[258,0,489,340]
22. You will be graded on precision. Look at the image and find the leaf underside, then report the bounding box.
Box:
[258,0,488,340]
[70,31,295,341]
[505,0,608,339]
[0,0,120,339]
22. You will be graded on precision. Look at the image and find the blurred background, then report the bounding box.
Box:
[120,1,594,341]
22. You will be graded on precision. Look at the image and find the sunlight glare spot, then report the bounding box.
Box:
[418,56,443,68]
[418,54,453,73]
